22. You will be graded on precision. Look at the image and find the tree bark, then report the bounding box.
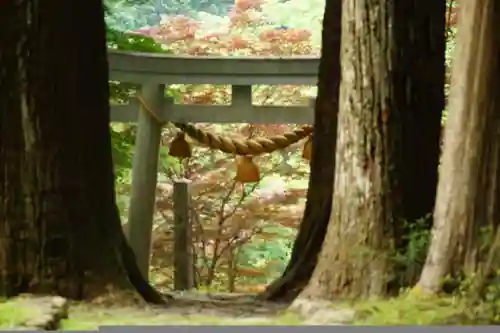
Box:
[0,0,163,303]
[259,0,342,302]
[298,0,444,300]
[417,0,500,294]
[0,2,26,296]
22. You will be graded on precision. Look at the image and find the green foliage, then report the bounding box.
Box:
[107,29,166,52]
[105,0,234,31]
[391,216,432,288]
[236,223,296,285]
[111,124,135,182]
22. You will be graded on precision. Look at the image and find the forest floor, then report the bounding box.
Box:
[0,291,352,330]
[0,290,478,330]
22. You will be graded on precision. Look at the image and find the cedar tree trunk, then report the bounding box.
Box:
[298,0,444,300]
[417,0,500,294]
[0,0,163,303]
[260,0,342,302]
[0,2,26,296]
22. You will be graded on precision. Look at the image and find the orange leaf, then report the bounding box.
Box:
[236,267,267,277]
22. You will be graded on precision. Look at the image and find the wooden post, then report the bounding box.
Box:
[126,83,165,280]
[309,97,316,108]
[173,179,194,290]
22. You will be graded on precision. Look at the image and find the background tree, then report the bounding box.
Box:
[295,0,445,300]
[0,0,163,303]
[417,0,500,294]
[258,0,342,301]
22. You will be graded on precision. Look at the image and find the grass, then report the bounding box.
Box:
[0,298,40,329]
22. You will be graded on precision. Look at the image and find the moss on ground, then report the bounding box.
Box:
[348,292,479,325]
[0,298,39,329]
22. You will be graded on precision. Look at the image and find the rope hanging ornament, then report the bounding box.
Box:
[302,135,313,161]
[235,156,260,183]
[136,95,314,183]
[169,132,192,158]
[172,122,313,155]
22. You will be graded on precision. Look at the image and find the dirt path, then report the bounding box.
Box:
[63,292,296,329]
[2,292,355,330]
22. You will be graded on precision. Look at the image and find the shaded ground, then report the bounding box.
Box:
[62,305,300,330]
[61,291,353,329]
[0,291,354,330]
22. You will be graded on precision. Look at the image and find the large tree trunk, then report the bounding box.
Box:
[417,0,500,294]
[0,3,26,296]
[298,0,444,300]
[0,0,163,303]
[262,0,444,302]
[259,0,342,302]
